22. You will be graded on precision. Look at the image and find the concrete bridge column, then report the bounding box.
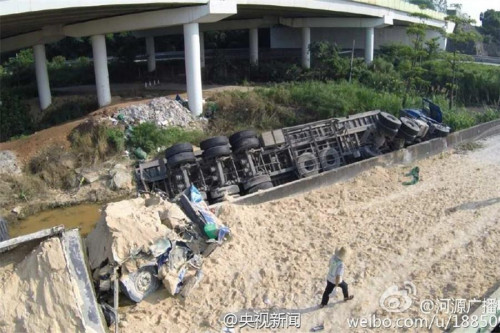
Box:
[145,36,156,72]
[91,34,111,107]
[33,44,52,110]
[301,27,311,69]
[249,28,258,65]
[200,31,205,69]
[365,27,374,64]
[183,22,203,116]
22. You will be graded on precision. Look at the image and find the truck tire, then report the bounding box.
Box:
[399,117,420,136]
[202,145,232,160]
[432,124,450,137]
[210,185,240,199]
[232,137,260,153]
[167,152,196,167]
[165,142,193,159]
[319,147,341,171]
[248,181,273,193]
[296,152,319,176]
[119,265,161,303]
[242,175,272,191]
[378,112,402,130]
[200,136,229,150]
[229,130,257,145]
[376,119,399,137]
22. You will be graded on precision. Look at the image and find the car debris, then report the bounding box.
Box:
[85,188,229,308]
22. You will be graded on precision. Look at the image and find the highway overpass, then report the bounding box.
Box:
[0,0,454,114]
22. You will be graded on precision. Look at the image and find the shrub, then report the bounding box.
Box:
[0,89,33,142]
[38,96,98,129]
[28,146,78,190]
[69,120,124,165]
[128,123,205,153]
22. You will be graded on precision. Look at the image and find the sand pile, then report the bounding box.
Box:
[86,198,177,269]
[0,237,86,332]
[119,136,500,332]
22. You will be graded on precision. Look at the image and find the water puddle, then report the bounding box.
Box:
[8,203,103,238]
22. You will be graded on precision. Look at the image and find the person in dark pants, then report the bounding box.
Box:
[320,247,354,308]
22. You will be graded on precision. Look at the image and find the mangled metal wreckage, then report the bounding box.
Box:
[86,185,230,308]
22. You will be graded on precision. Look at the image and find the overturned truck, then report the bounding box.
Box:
[137,100,450,203]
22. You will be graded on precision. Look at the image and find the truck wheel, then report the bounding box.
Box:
[399,117,420,136]
[243,175,272,191]
[319,147,341,171]
[432,124,450,137]
[167,152,196,167]
[229,130,257,145]
[200,136,229,150]
[165,143,193,159]
[361,146,381,158]
[202,145,232,160]
[378,112,402,130]
[232,137,260,153]
[120,265,161,303]
[296,152,319,176]
[377,119,399,137]
[248,181,273,193]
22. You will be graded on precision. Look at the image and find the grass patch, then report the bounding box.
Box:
[207,81,499,135]
[206,81,422,134]
[128,123,205,154]
[455,141,484,153]
[69,120,125,165]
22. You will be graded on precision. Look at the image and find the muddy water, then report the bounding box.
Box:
[8,204,103,238]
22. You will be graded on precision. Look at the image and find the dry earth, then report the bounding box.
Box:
[120,135,500,332]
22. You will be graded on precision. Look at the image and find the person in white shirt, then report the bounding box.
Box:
[320,246,354,308]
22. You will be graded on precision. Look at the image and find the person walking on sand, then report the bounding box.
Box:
[320,247,354,308]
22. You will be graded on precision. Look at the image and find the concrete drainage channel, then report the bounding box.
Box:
[232,119,500,205]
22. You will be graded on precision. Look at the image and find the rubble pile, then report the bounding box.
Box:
[86,186,230,305]
[116,97,198,128]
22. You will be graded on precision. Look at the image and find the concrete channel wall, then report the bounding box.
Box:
[234,119,500,205]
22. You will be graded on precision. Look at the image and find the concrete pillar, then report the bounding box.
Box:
[33,44,52,110]
[365,27,374,64]
[183,22,203,116]
[200,31,205,69]
[249,28,258,65]
[145,36,156,72]
[91,35,111,107]
[301,27,311,69]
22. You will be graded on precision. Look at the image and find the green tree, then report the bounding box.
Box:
[445,15,481,108]
[402,13,444,105]
[480,10,500,43]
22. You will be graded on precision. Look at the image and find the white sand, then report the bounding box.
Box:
[86,198,176,270]
[119,136,500,332]
[0,237,86,333]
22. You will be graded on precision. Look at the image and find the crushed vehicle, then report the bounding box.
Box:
[136,99,451,203]
[86,186,229,307]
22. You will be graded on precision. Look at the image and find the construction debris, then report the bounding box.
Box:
[115,97,198,128]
